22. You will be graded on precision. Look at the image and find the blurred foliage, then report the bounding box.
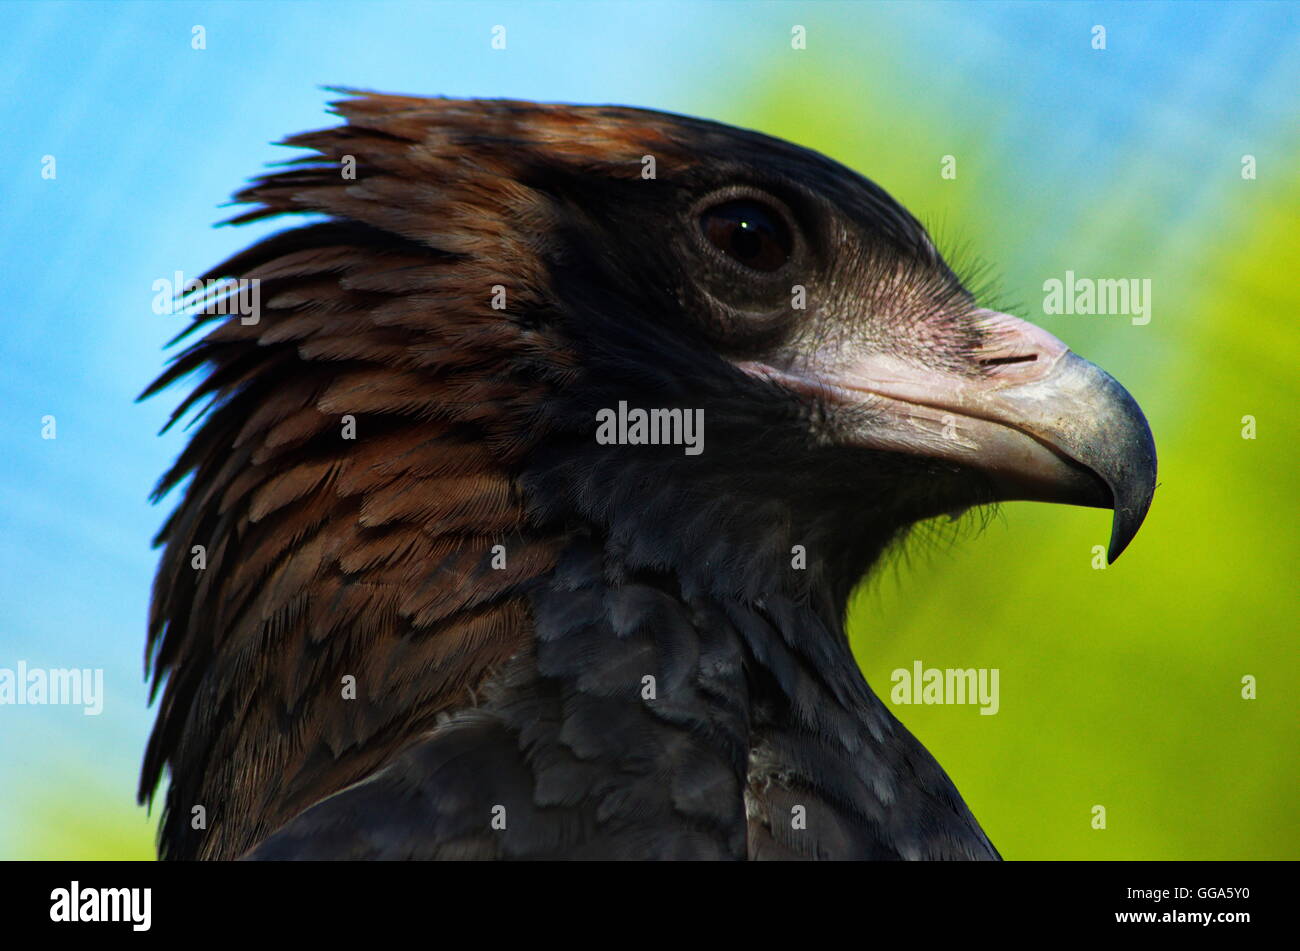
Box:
[9,764,156,860]
[735,42,1298,859]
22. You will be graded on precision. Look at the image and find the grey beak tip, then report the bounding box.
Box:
[1104,417,1158,564]
[1106,492,1156,564]
[1107,519,1138,564]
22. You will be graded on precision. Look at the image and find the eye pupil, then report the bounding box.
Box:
[700,199,792,272]
[732,223,762,259]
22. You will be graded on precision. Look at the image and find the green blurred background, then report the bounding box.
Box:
[1,1,1295,859]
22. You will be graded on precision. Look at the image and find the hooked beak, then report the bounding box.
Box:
[742,311,1157,562]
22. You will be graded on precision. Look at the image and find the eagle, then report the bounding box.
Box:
[139,92,1156,860]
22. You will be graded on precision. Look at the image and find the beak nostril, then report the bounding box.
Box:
[980,353,1039,366]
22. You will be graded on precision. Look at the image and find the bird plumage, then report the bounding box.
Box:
[140,92,1153,860]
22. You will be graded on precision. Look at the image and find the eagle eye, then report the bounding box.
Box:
[700,199,792,273]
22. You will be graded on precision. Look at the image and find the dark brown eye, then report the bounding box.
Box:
[700,199,792,272]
